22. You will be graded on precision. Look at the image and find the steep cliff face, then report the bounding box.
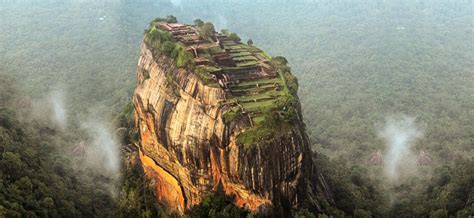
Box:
[133,41,332,215]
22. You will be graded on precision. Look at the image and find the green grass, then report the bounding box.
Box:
[241,99,277,112]
[222,106,241,123]
[229,60,296,151]
[237,127,275,150]
[226,44,246,49]
[230,52,252,57]
[198,51,212,59]
[236,61,258,67]
[246,46,263,52]
[175,47,193,68]
[221,65,256,71]
[237,113,295,150]
[201,65,221,72]
[227,49,248,53]
[233,56,258,61]
[233,78,282,87]
[208,46,225,54]
[222,41,237,46]
[236,90,281,102]
[231,85,278,93]
[252,116,266,124]
[260,52,272,60]
[195,66,221,86]
[145,31,194,69]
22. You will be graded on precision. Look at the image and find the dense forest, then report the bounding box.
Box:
[0,0,472,217]
[0,77,116,216]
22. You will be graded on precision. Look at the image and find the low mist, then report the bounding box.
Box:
[35,88,122,196]
[379,115,422,182]
[81,119,121,175]
[48,90,68,128]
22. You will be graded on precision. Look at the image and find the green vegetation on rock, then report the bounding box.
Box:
[235,57,299,150]
[186,193,248,218]
[198,22,215,40]
[145,18,194,69]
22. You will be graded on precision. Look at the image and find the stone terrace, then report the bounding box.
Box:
[157,22,284,125]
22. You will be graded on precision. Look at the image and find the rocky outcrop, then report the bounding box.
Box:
[133,42,332,215]
[368,150,384,166]
[416,150,433,166]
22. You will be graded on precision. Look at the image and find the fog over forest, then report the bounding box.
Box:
[0,0,472,217]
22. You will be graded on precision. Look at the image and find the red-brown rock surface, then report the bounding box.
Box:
[133,42,332,215]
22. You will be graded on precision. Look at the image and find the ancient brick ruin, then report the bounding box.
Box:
[156,22,283,125]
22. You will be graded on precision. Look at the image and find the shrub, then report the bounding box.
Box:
[272,56,288,66]
[175,47,193,68]
[188,193,247,218]
[247,39,253,46]
[161,41,176,56]
[293,209,317,218]
[354,209,371,218]
[228,32,241,42]
[237,127,274,150]
[195,67,211,84]
[222,107,241,124]
[0,108,16,129]
[194,19,204,27]
[151,15,177,24]
[199,22,215,39]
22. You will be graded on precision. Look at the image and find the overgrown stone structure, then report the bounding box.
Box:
[133,19,333,216]
[154,22,282,126]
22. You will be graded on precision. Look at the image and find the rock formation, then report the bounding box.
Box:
[72,141,86,156]
[133,19,332,216]
[368,150,383,166]
[416,150,433,166]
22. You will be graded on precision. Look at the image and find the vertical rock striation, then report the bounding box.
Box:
[133,37,332,215]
